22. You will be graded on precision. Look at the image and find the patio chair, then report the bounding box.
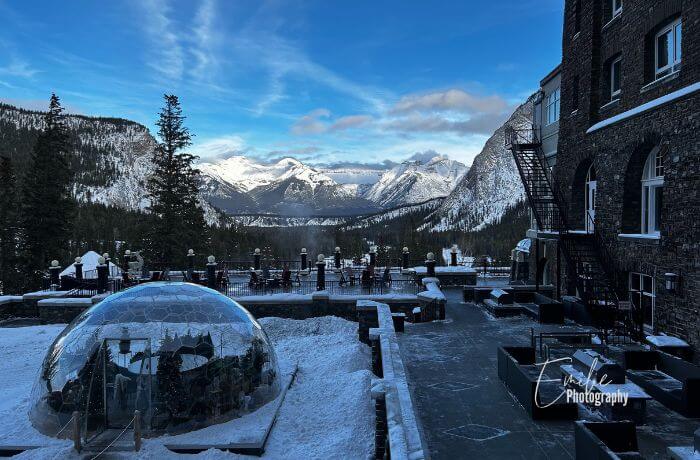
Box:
[248,271,265,289]
[344,267,356,286]
[382,267,392,286]
[281,267,292,288]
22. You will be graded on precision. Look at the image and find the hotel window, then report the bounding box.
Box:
[641,146,664,236]
[630,273,655,330]
[610,57,621,99]
[655,18,682,79]
[546,88,560,125]
[574,0,581,33]
[572,76,580,110]
[612,0,622,18]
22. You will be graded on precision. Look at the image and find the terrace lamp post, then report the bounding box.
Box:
[450,245,458,267]
[402,247,410,270]
[49,260,61,289]
[74,257,83,282]
[426,252,436,278]
[187,249,195,278]
[97,257,109,294]
[254,248,262,271]
[207,255,217,290]
[369,246,377,268]
[300,248,308,274]
[316,254,326,291]
[334,246,342,270]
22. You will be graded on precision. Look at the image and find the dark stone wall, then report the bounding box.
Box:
[557,0,700,357]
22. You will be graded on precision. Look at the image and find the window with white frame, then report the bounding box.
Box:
[655,18,682,79]
[546,88,560,125]
[612,0,623,18]
[641,146,664,235]
[629,272,655,329]
[610,56,621,99]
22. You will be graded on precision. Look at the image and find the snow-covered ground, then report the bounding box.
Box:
[0,317,373,459]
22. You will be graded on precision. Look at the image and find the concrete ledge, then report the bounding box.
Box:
[362,301,425,460]
[38,297,93,323]
[0,296,23,306]
[22,290,70,301]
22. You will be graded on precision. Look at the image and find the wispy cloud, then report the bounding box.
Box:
[191,134,249,161]
[190,0,218,81]
[138,0,185,84]
[390,89,509,115]
[0,58,39,78]
[290,108,331,135]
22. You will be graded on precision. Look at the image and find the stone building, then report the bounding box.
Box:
[513,0,699,357]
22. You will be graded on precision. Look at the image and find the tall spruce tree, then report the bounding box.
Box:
[0,156,22,294]
[21,94,74,288]
[146,95,207,263]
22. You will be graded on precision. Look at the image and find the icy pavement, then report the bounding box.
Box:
[0,316,374,459]
[398,288,700,459]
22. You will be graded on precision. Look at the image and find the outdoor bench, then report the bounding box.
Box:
[497,346,578,420]
[624,349,700,417]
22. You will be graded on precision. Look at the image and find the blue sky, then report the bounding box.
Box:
[0,0,563,166]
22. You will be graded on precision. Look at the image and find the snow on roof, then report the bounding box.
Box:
[59,250,122,278]
[587,81,700,134]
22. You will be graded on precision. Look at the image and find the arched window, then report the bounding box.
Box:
[641,146,664,235]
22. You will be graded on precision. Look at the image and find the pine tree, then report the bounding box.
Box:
[21,94,74,288]
[146,95,207,264]
[0,156,22,294]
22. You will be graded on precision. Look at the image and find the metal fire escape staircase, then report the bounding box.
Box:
[505,127,638,341]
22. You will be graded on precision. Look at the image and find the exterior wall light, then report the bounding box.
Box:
[665,272,679,293]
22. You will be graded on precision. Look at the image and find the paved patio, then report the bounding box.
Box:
[399,287,699,459]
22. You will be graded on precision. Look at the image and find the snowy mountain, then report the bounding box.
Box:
[421,94,534,232]
[197,154,465,215]
[364,156,467,207]
[199,156,379,215]
[0,103,222,224]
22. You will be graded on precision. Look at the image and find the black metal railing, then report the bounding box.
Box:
[221,278,420,298]
[506,123,641,341]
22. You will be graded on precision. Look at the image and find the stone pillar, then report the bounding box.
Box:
[97,257,109,293]
[450,245,458,267]
[369,246,377,267]
[207,256,217,289]
[402,247,410,270]
[74,257,83,282]
[254,248,261,271]
[300,248,308,272]
[102,252,111,277]
[123,250,132,272]
[316,254,326,291]
[334,246,341,269]
[187,249,195,278]
[426,252,436,277]
[49,260,61,289]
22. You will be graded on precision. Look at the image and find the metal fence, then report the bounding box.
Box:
[221,278,420,298]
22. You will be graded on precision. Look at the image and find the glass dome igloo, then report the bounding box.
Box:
[29,282,281,438]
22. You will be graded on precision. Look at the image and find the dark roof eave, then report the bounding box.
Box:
[540,63,562,87]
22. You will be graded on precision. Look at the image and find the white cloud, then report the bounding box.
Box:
[290,108,331,135]
[391,89,509,115]
[138,0,185,83]
[191,135,247,160]
[330,114,373,131]
[190,0,218,81]
[0,58,38,78]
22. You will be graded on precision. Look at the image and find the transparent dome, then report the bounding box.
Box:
[29,282,281,438]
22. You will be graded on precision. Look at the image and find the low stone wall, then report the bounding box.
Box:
[238,292,418,322]
[360,300,426,460]
[415,278,446,322]
[413,266,477,286]
[38,298,93,323]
